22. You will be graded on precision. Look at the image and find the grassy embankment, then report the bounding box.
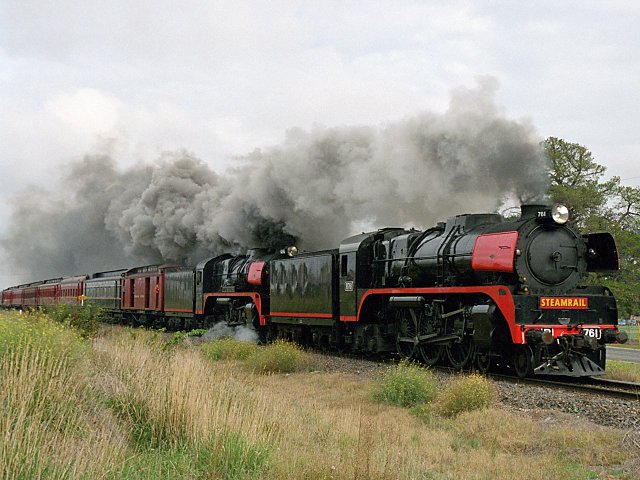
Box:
[1,309,639,479]
[605,360,640,383]
[605,325,640,382]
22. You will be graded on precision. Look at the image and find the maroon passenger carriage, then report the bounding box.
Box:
[2,275,87,308]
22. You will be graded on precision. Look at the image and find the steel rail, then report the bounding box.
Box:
[485,372,640,402]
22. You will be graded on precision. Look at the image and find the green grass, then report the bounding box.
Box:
[110,434,269,480]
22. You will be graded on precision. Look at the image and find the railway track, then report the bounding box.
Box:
[486,372,640,402]
[310,348,640,402]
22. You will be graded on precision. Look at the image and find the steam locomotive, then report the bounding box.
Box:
[2,203,627,377]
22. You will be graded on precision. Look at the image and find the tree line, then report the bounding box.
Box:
[544,137,639,318]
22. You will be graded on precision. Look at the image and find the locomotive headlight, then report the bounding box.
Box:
[551,204,569,224]
[279,246,299,256]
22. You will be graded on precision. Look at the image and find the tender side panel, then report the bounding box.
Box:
[270,252,336,322]
[164,268,195,314]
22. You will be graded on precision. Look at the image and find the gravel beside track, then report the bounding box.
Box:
[308,353,640,434]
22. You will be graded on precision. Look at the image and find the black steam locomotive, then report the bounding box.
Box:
[2,204,627,377]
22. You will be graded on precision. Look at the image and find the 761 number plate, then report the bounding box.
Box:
[582,328,601,340]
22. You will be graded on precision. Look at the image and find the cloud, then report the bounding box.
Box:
[1,1,639,287]
[45,88,122,134]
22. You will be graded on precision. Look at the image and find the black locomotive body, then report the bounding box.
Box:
[2,204,627,377]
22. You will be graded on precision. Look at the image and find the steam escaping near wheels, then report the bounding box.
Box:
[202,322,259,343]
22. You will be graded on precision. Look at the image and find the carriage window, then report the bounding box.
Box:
[341,255,348,277]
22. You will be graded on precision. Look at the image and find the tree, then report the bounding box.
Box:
[604,187,640,318]
[544,137,639,318]
[544,136,619,229]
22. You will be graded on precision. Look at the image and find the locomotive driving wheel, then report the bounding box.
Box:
[511,345,534,378]
[395,310,419,359]
[419,343,443,366]
[475,351,492,374]
[445,336,474,369]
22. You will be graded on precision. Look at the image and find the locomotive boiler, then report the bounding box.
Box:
[380,204,613,292]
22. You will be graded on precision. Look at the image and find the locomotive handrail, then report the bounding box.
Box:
[372,251,474,264]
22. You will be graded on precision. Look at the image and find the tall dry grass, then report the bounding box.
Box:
[0,311,127,479]
[2,313,637,479]
[604,359,640,383]
[93,327,277,477]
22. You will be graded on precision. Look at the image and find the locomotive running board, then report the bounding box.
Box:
[534,352,605,377]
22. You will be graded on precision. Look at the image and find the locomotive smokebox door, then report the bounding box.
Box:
[339,251,357,319]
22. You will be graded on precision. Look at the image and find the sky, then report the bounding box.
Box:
[1,0,639,287]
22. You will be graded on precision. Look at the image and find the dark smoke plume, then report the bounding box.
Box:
[1,79,549,283]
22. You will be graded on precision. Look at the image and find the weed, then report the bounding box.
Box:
[0,310,86,362]
[410,402,436,424]
[201,337,258,361]
[2,318,634,480]
[0,312,124,478]
[42,303,104,338]
[199,432,271,479]
[245,340,309,374]
[371,360,438,408]
[432,373,495,417]
[162,328,208,351]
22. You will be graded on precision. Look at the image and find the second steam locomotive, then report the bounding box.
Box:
[2,203,627,377]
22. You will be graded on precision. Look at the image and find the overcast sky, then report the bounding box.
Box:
[1,1,639,286]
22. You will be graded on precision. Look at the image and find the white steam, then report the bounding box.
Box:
[202,323,259,343]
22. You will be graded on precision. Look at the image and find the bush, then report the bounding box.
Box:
[371,360,439,408]
[245,340,308,374]
[201,337,257,362]
[163,329,208,351]
[42,303,104,338]
[432,373,495,417]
